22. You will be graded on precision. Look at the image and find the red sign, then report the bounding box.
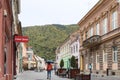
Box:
[14,36,29,42]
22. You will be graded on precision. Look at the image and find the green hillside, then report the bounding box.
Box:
[22,24,79,60]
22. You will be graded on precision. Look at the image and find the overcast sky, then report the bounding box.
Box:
[19,0,99,27]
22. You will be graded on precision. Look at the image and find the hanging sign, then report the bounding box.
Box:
[14,36,29,42]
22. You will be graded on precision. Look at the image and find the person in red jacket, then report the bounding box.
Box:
[47,62,52,79]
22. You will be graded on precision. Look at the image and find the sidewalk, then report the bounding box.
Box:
[91,74,120,80]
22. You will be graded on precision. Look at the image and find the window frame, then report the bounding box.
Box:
[103,17,108,34]
[103,50,107,63]
[111,10,118,30]
[112,46,118,62]
[96,52,99,63]
[96,23,100,35]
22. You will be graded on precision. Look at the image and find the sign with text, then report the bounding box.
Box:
[14,36,29,42]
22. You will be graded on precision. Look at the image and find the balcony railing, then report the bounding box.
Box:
[82,35,101,48]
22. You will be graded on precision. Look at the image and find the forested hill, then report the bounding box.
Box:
[22,24,79,60]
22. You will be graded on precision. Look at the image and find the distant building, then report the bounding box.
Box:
[55,31,80,69]
[78,0,120,76]
[55,46,61,68]
[26,47,36,69]
[34,55,46,71]
[70,31,80,68]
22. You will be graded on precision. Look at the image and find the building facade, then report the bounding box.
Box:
[55,46,61,68]
[0,0,21,80]
[12,0,22,76]
[78,0,120,76]
[70,31,80,68]
[27,47,36,69]
[59,38,71,69]
[0,0,13,80]
[56,31,81,69]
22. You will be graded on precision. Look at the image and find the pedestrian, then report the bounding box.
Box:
[54,64,57,74]
[46,62,52,79]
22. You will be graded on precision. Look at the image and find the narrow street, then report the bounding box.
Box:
[14,70,73,80]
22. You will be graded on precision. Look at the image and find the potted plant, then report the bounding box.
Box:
[58,59,66,76]
[71,56,76,68]
[69,56,80,78]
[60,59,64,69]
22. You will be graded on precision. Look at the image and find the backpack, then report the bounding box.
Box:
[47,64,52,71]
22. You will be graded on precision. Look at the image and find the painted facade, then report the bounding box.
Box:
[34,55,46,71]
[56,31,80,69]
[27,47,36,69]
[12,0,22,76]
[70,31,80,68]
[0,0,13,80]
[0,0,22,80]
[55,46,61,68]
[55,37,71,69]
[60,38,71,69]
[78,0,120,76]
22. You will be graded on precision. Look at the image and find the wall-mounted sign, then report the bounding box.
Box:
[14,36,29,42]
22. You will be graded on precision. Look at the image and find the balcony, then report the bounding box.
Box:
[83,35,101,48]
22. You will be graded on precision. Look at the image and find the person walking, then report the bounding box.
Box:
[46,62,52,80]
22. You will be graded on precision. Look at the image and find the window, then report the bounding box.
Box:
[103,50,107,62]
[96,52,99,63]
[81,34,83,42]
[90,27,93,37]
[74,45,75,53]
[96,23,100,35]
[103,18,108,34]
[112,11,118,30]
[112,46,118,62]
[4,35,8,74]
[76,44,78,52]
[86,31,88,39]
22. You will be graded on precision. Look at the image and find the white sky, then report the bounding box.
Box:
[19,0,99,27]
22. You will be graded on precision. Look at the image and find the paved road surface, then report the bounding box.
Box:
[14,70,120,80]
[15,70,73,80]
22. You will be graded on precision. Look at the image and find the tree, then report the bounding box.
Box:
[60,59,64,69]
[70,56,76,68]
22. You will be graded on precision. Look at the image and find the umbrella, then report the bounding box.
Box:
[46,60,54,63]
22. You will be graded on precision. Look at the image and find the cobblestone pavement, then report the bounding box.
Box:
[14,70,73,80]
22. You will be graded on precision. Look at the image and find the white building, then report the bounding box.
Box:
[27,47,34,69]
[34,55,46,71]
[70,31,80,68]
